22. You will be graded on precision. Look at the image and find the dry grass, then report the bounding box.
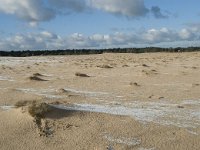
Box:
[142,64,150,67]
[15,100,30,108]
[177,105,184,109]
[15,100,53,137]
[29,73,48,81]
[159,97,164,99]
[28,101,51,118]
[27,101,53,137]
[29,76,47,81]
[97,64,113,69]
[122,64,129,67]
[192,83,200,87]
[33,73,44,76]
[15,100,51,118]
[130,82,140,86]
[75,72,90,77]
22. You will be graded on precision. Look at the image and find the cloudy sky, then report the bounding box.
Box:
[0,0,200,50]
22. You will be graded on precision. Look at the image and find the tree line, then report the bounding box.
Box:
[0,47,200,57]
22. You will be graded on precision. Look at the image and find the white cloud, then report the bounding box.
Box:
[90,34,106,42]
[89,0,168,19]
[0,0,168,24]
[0,0,55,22]
[0,0,88,23]
[89,0,149,17]
[1,25,200,50]
[179,29,194,40]
[141,28,178,43]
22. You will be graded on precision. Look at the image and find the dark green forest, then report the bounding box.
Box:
[0,47,200,57]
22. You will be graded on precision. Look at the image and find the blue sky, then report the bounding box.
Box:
[0,0,200,50]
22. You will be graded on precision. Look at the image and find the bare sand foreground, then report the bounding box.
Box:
[0,52,200,150]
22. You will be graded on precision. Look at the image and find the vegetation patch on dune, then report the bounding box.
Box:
[29,76,48,81]
[15,100,51,119]
[130,82,140,87]
[75,72,90,77]
[29,73,48,81]
[15,100,31,108]
[33,73,44,77]
[28,101,51,118]
[15,100,53,137]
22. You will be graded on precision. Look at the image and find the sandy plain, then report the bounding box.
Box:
[0,52,200,150]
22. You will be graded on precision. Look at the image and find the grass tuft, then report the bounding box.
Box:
[29,76,47,81]
[75,72,90,77]
[33,73,44,76]
[130,82,140,86]
[15,100,30,108]
[28,101,51,118]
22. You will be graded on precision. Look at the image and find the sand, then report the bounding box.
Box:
[0,52,200,150]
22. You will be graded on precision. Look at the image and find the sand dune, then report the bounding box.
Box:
[0,52,200,150]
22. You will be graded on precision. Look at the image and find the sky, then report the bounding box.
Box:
[0,0,200,50]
